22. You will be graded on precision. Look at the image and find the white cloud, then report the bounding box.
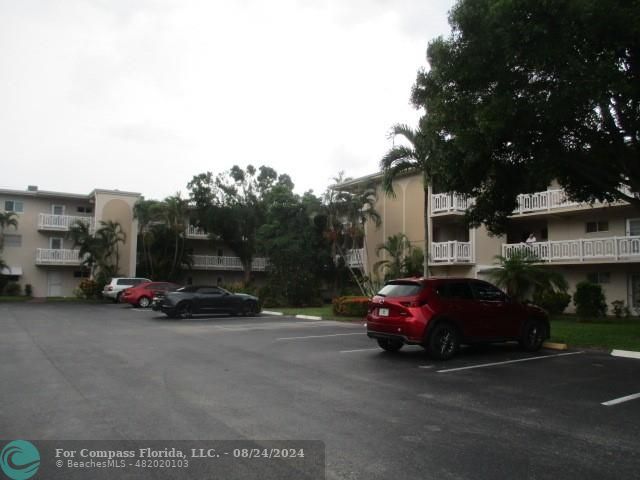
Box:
[0,0,455,199]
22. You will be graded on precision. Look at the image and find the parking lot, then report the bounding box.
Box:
[1,302,639,479]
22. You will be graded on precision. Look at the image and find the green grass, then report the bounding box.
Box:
[550,314,640,351]
[269,305,362,321]
[0,296,32,302]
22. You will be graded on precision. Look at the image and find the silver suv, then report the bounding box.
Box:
[102,277,151,303]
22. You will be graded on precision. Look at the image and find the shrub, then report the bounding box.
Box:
[5,282,21,296]
[532,290,571,314]
[24,284,33,297]
[611,300,631,318]
[573,281,607,318]
[77,279,100,299]
[332,296,370,317]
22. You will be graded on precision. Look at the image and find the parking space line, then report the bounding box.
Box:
[339,348,380,354]
[432,351,584,373]
[601,392,640,406]
[276,333,364,341]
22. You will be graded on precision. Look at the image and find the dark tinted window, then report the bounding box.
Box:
[117,279,136,286]
[436,282,473,300]
[471,282,505,301]
[198,287,222,295]
[377,282,423,297]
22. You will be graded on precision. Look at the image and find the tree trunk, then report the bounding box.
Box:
[423,185,430,278]
[243,260,251,284]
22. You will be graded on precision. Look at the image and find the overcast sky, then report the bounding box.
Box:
[0,0,455,200]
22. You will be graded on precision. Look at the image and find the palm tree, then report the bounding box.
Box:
[324,173,383,295]
[373,233,414,281]
[380,123,432,277]
[162,194,188,280]
[96,221,127,275]
[0,211,18,250]
[133,198,163,278]
[486,251,568,302]
[68,221,102,277]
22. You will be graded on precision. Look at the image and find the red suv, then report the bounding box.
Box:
[121,282,181,308]
[366,277,549,360]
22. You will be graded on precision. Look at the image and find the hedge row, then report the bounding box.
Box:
[332,296,370,317]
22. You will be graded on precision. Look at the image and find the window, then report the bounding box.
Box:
[77,206,93,214]
[117,279,136,286]
[199,287,222,295]
[471,281,506,301]
[51,204,65,215]
[50,237,63,249]
[587,272,610,284]
[586,221,609,233]
[73,270,90,278]
[3,234,21,247]
[4,200,24,213]
[436,282,473,300]
[377,282,423,297]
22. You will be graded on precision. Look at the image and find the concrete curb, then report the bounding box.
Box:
[611,349,640,360]
[543,341,568,351]
[261,310,284,316]
[295,314,323,320]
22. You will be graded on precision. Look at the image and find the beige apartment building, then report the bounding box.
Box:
[0,186,269,297]
[341,173,640,314]
[0,186,141,297]
[183,224,267,286]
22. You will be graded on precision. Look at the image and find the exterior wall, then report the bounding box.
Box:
[1,188,140,297]
[362,174,425,276]
[349,172,640,314]
[93,191,140,277]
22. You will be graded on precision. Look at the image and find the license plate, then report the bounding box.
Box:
[378,308,389,317]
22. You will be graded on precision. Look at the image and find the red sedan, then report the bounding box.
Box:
[121,282,181,308]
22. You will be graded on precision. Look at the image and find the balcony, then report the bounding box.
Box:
[343,248,366,269]
[38,213,94,231]
[432,187,633,217]
[185,225,209,239]
[502,236,640,263]
[431,193,475,215]
[36,248,82,266]
[430,241,473,264]
[190,255,268,271]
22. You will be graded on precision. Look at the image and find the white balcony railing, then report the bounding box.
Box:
[431,193,475,214]
[190,255,268,271]
[185,225,209,239]
[36,248,82,265]
[38,213,94,231]
[431,241,473,263]
[432,187,633,216]
[502,236,640,263]
[343,248,366,269]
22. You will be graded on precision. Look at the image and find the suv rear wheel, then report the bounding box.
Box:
[377,338,403,352]
[426,323,460,360]
[519,320,546,352]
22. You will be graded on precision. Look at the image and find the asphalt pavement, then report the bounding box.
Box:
[1,302,639,479]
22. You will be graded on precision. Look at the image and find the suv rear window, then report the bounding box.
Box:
[377,282,423,297]
[117,279,136,286]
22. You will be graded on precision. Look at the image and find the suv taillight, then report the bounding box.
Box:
[107,286,113,291]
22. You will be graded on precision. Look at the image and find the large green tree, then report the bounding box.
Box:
[257,184,332,306]
[188,165,292,283]
[413,0,640,233]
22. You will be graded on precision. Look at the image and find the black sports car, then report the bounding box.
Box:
[157,285,260,318]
